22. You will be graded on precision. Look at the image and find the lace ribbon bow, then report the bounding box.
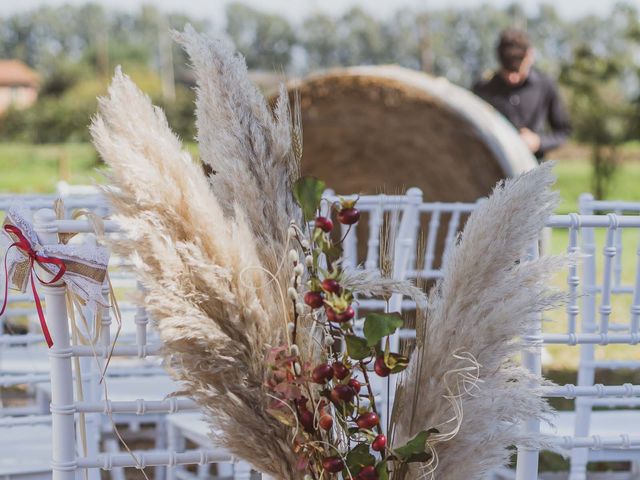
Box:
[0,205,110,347]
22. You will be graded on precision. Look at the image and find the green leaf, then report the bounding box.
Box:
[345,443,375,475]
[393,429,437,460]
[293,176,325,222]
[406,451,433,463]
[345,335,371,360]
[363,312,404,347]
[376,462,390,480]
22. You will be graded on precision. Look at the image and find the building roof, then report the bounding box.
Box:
[0,60,40,88]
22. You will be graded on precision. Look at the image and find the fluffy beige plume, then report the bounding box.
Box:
[173,25,300,275]
[391,162,564,479]
[90,68,302,478]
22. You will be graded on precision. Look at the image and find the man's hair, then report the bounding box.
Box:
[497,29,530,72]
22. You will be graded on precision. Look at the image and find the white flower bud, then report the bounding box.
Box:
[296,302,305,315]
[305,255,313,267]
[287,287,298,300]
[293,264,304,276]
[324,336,335,346]
[288,249,299,264]
[290,344,299,356]
[301,239,310,249]
[293,362,302,376]
[287,322,295,333]
[288,225,297,239]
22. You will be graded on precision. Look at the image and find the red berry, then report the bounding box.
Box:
[337,305,355,322]
[298,409,315,433]
[319,414,334,430]
[374,356,391,377]
[371,434,386,452]
[322,456,344,473]
[358,465,378,480]
[330,385,355,404]
[304,291,324,309]
[312,363,334,384]
[332,362,349,380]
[321,278,341,294]
[356,412,379,430]
[326,305,355,323]
[338,207,360,225]
[348,378,361,393]
[315,216,333,233]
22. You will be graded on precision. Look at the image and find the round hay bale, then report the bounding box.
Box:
[283,65,536,201]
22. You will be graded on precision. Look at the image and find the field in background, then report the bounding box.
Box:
[2,141,640,213]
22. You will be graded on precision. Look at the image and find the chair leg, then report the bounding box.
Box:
[570,344,595,480]
[233,461,253,480]
[167,422,186,480]
[104,437,126,480]
[155,417,167,480]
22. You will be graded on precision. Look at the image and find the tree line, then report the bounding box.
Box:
[1,2,639,195]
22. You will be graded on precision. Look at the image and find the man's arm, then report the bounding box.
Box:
[538,81,572,154]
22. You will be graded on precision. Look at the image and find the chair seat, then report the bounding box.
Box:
[543,410,640,438]
[167,412,213,446]
[543,410,640,461]
[36,374,182,402]
[0,424,51,475]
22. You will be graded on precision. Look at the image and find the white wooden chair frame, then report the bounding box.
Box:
[26,208,251,479]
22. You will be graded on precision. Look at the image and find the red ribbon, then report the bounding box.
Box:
[0,224,66,347]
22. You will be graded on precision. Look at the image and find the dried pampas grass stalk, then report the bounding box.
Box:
[391,162,565,479]
[90,46,302,479]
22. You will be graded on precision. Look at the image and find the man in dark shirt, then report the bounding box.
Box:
[473,29,571,160]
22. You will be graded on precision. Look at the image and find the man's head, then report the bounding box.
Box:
[497,29,533,86]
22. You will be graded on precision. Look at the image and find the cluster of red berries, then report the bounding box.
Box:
[304,202,360,325]
[308,359,387,478]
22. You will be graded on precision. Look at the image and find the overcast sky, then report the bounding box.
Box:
[4,0,640,25]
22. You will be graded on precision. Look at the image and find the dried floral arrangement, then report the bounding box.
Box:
[91,26,561,480]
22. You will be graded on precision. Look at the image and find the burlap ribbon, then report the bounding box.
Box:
[0,205,110,347]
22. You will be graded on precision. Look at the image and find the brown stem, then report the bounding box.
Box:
[358,359,383,437]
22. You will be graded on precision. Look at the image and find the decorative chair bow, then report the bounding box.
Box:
[0,205,110,347]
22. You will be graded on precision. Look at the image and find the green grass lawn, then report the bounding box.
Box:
[3,141,640,210]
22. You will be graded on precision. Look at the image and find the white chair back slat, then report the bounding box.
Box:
[442,209,461,259]
[422,209,441,275]
[631,242,640,335]
[566,217,580,335]
[341,221,358,269]
[364,203,383,270]
[614,209,624,288]
[598,218,617,335]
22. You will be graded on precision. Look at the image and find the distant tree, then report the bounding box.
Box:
[560,46,629,199]
[225,2,295,70]
[300,12,341,69]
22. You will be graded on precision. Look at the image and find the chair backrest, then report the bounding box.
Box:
[515,213,640,480]
[25,208,243,479]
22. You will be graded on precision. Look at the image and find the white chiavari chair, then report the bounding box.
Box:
[513,213,640,480]
[0,207,253,480]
